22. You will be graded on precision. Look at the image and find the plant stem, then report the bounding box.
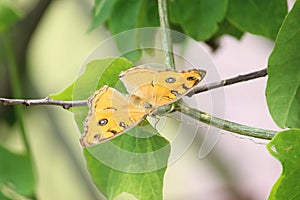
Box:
[157,0,175,69]
[178,103,277,140]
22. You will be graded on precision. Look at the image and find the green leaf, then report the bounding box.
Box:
[213,18,244,40]
[85,125,170,200]
[50,57,133,101]
[109,0,142,34]
[137,0,159,28]
[267,129,300,200]
[90,0,160,59]
[51,57,170,200]
[0,2,21,33]
[89,0,118,31]
[227,0,287,40]
[108,0,144,61]
[169,0,227,41]
[266,1,300,128]
[0,146,35,199]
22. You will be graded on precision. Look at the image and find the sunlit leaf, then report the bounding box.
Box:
[267,129,300,200]
[266,1,300,128]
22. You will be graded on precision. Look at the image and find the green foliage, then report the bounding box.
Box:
[266,1,300,128]
[0,146,35,199]
[169,0,227,41]
[85,127,170,200]
[267,129,300,200]
[89,0,118,31]
[90,0,288,42]
[51,57,133,127]
[108,0,144,61]
[50,57,133,100]
[213,18,243,40]
[1,1,299,199]
[51,58,170,200]
[0,2,21,33]
[227,0,287,40]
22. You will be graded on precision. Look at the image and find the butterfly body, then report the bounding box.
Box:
[80,66,206,147]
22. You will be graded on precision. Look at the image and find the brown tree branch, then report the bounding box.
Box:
[187,68,267,96]
[0,97,87,109]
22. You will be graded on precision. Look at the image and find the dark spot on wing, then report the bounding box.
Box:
[151,81,155,87]
[104,107,117,111]
[171,90,179,96]
[119,121,129,129]
[108,129,118,135]
[163,96,174,101]
[182,84,190,90]
[93,134,100,140]
[165,77,176,83]
[132,95,141,101]
[187,76,197,81]
[98,118,108,126]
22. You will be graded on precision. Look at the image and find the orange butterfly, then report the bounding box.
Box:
[80,66,206,147]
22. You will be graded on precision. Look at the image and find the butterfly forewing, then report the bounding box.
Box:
[120,66,206,108]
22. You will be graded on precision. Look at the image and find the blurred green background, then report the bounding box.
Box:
[0,0,105,199]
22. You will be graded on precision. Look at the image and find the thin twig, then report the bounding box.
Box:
[178,103,277,140]
[158,0,175,69]
[0,68,268,108]
[188,68,267,96]
[0,97,87,109]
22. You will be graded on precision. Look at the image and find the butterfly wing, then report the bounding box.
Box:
[119,66,206,108]
[80,86,146,147]
[118,66,156,95]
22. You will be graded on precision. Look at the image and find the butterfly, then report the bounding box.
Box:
[80,66,206,147]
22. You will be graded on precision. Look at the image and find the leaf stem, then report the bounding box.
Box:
[157,0,175,69]
[178,103,277,140]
